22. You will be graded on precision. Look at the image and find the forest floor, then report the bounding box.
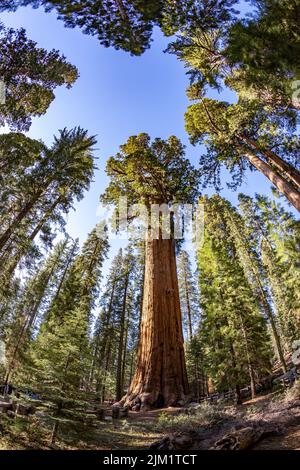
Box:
[1,385,300,450]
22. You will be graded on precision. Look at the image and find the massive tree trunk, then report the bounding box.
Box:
[119,235,189,410]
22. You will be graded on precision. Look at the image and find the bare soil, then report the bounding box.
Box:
[1,391,300,450]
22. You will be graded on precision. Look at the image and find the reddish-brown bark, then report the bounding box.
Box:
[119,235,189,409]
[245,151,300,212]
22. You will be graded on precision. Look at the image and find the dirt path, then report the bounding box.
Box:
[2,392,300,450]
[127,406,180,423]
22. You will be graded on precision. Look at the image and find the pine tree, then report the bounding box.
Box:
[0,1,239,55]
[0,128,96,271]
[177,249,204,399]
[115,246,136,401]
[167,12,300,206]
[91,249,124,402]
[184,98,300,211]
[214,196,288,372]
[0,0,163,56]
[2,239,77,383]
[239,194,300,350]
[177,249,200,342]
[17,223,109,443]
[226,0,300,112]
[197,196,272,400]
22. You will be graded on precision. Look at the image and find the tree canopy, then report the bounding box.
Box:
[0,23,78,130]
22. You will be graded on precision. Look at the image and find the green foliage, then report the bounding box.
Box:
[238,193,300,348]
[0,22,78,131]
[102,133,200,209]
[0,0,163,56]
[0,128,96,288]
[0,1,239,55]
[226,0,300,110]
[178,249,200,341]
[1,239,77,376]
[16,224,109,412]
[91,243,142,401]
[184,97,300,190]
[197,196,272,392]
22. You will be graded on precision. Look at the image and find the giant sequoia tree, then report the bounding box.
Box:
[102,133,199,409]
[226,0,300,111]
[20,224,109,443]
[185,98,300,211]
[0,23,78,130]
[167,8,300,210]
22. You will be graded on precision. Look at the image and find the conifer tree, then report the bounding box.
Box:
[184,98,300,211]
[115,246,136,401]
[0,128,96,264]
[226,0,300,112]
[198,196,272,400]
[177,249,200,342]
[0,22,78,130]
[1,1,238,55]
[213,196,288,372]
[239,194,300,349]
[92,249,124,401]
[102,133,200,408]
[2,239,77,383]
[167,12,300,208]
[18,224,109,443]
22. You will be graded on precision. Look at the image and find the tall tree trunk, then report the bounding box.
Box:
[116,273,129,401]
[0,191,43,252]
[121,313,130,394]
[183,270,193,342]
[2,195,65,278]
[239,314,257,399]
[244,151,300,212]
[119,235,189,410]
[96,276,117,400]
[47,243,77,310]
[243,136,300,190]
[225,209,287,373]
[101,338,112,403]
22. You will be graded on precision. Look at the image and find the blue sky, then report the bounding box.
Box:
[0,2,297,267]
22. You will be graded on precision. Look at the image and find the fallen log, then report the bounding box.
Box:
[211,426,281,450]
